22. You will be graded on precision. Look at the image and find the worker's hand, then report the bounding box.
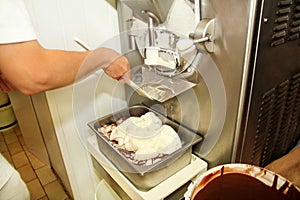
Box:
[78,47,130,82]
[104,55,130,80]
[265,146,300,188]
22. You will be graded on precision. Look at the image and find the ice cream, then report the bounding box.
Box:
[109,112,182,161]
[144,46,180,70]
[117,112,162,138]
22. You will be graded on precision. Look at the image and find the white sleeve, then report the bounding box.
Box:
[0,153,14,189]
[0,0,37,44]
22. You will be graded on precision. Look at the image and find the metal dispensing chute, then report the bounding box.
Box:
[117,0,216,103]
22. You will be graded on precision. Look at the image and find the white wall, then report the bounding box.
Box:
[24,0,127,199]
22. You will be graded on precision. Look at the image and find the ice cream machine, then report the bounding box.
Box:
[114,0,248,168]
[114,0,300,168]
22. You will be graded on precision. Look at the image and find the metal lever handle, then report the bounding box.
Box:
[193,35,215,44]
[191,18,216,53]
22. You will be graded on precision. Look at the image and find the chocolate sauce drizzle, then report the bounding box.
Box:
[192,166,300,200]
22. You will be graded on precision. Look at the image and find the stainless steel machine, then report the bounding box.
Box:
[115,0,300,168]
[88,0,300,198]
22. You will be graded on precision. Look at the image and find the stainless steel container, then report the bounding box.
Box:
[88,105,203,190]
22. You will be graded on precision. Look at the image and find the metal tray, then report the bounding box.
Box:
[87,105,203,190]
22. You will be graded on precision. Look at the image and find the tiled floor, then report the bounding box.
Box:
[0,125,71,200]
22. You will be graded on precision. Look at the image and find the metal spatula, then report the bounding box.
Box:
[125,78,154,100]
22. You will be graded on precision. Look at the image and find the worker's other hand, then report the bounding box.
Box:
[104,55,130,80]
[265,146,300,189]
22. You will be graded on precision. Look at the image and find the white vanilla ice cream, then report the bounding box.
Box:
[144,47,179,70]
[110,112,182,161]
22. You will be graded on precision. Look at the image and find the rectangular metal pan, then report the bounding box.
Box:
[87,105,202,190]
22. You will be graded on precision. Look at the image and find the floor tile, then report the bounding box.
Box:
[11,151,30,168]
[1,151,13,165]
[39,196,49,200]
[3,133,18,144]
[2,125,71,200]
[18,135,26,147]
[0,133,4,142]
[44,180,68,200]
[17,164,37,183]
[27,179,46,200]
[7,141,23,155]
[0,141,8,153]
[26,151,46,170]
[1,129,15,136]
[14,126,22,136]
[36,165,57,186]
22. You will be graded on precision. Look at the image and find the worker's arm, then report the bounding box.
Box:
[265,144,300,189]
[0,40,129,95]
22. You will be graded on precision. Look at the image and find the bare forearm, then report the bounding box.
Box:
[0,46,89,94]
[40,49,90,90]
[39,47,128,91]
[41,47,129,88]
[0,40,129,95]
[266,147,300,188]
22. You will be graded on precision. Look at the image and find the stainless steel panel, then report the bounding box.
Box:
[190,0,256,167]
[236,0,300,167]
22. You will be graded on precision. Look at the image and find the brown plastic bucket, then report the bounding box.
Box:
[0,92,9,106]
[0,96,17,131]
[185,163,300,200]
